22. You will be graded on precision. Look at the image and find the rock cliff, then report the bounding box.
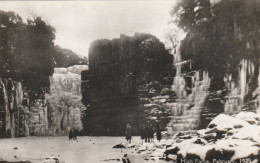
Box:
[164,0,260,134]
[81,33,173,135]
[0,78,29,137]
[0,65,87,138]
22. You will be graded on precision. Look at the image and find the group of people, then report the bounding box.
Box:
[125,123,162,144]
[140,125,155,143]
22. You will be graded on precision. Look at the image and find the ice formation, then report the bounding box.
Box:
[46,65,88,135]
[166,44,211,133]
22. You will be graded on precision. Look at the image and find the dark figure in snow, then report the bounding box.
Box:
[148,125,154,142]
[125,124,132,143]
[144,126,149,142]
[140,126,145,144]
[122,154,131,163]
[156,129,161,142]
[69,128,77,140]
[69,129,73,140]
[73,128,77,140]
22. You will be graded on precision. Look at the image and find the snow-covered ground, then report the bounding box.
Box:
[1,112,259,163]
[0,136,166,163]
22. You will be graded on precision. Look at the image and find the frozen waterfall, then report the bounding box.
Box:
[166,44,211,134]
[46,65,88,135]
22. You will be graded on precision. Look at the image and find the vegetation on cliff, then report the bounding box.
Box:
[53,46,88,68]
[0,11,55,99]
[0,10,87,100]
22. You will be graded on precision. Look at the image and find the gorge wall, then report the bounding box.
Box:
[81,33,173,136]
[0,10,88,137]
[0,65,87,138]
[165,46,260,134]
[165,0,260,134]
[0,78,27,138]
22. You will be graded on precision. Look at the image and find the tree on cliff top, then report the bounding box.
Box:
[19,17,55,99]
[53,46,88,68]
[0,11,23,80]
[0,11,56,99]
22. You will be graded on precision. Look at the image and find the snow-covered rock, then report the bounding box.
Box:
[231,125,260,144]
[42,157,59,163]
[112,143,126,148]
[208,114,250,130]
[167,154,177,161]
[135,112,260,162]
[235,111,260,125]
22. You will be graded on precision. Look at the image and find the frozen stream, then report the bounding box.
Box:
[0,136,166,163]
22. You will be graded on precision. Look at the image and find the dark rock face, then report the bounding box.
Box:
[82,33,173,135]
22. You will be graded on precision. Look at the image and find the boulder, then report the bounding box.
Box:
[165,146,180,155]
[201,133,217,141]
[177,153,202,162]
[204,127,227,139]
[207,114,250,130]
[113,143,126,148]
[235,112,260,125]
[205,148,235,161]
[231,125,260,144]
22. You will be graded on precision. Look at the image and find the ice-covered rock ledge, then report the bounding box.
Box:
[134,112,260,162]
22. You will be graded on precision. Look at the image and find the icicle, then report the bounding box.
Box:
[247,42,250,49]
[229,74,232,81]
[248,60,255,76]
[257,67,260,115]
[240,59,247,105]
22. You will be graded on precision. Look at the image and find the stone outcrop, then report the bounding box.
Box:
[81,33,173,135]
[26,99,49,136]
[0,78,29,138]
[0,65,87,137]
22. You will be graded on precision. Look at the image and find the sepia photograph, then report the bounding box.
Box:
[0,0,259,162]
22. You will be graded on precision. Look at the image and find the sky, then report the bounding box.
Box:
[0,1,176,57]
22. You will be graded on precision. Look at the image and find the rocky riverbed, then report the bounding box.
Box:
[133,112,260,163]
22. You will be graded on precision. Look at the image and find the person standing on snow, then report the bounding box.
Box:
[125,124,132,143]
[156,129,161,142]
